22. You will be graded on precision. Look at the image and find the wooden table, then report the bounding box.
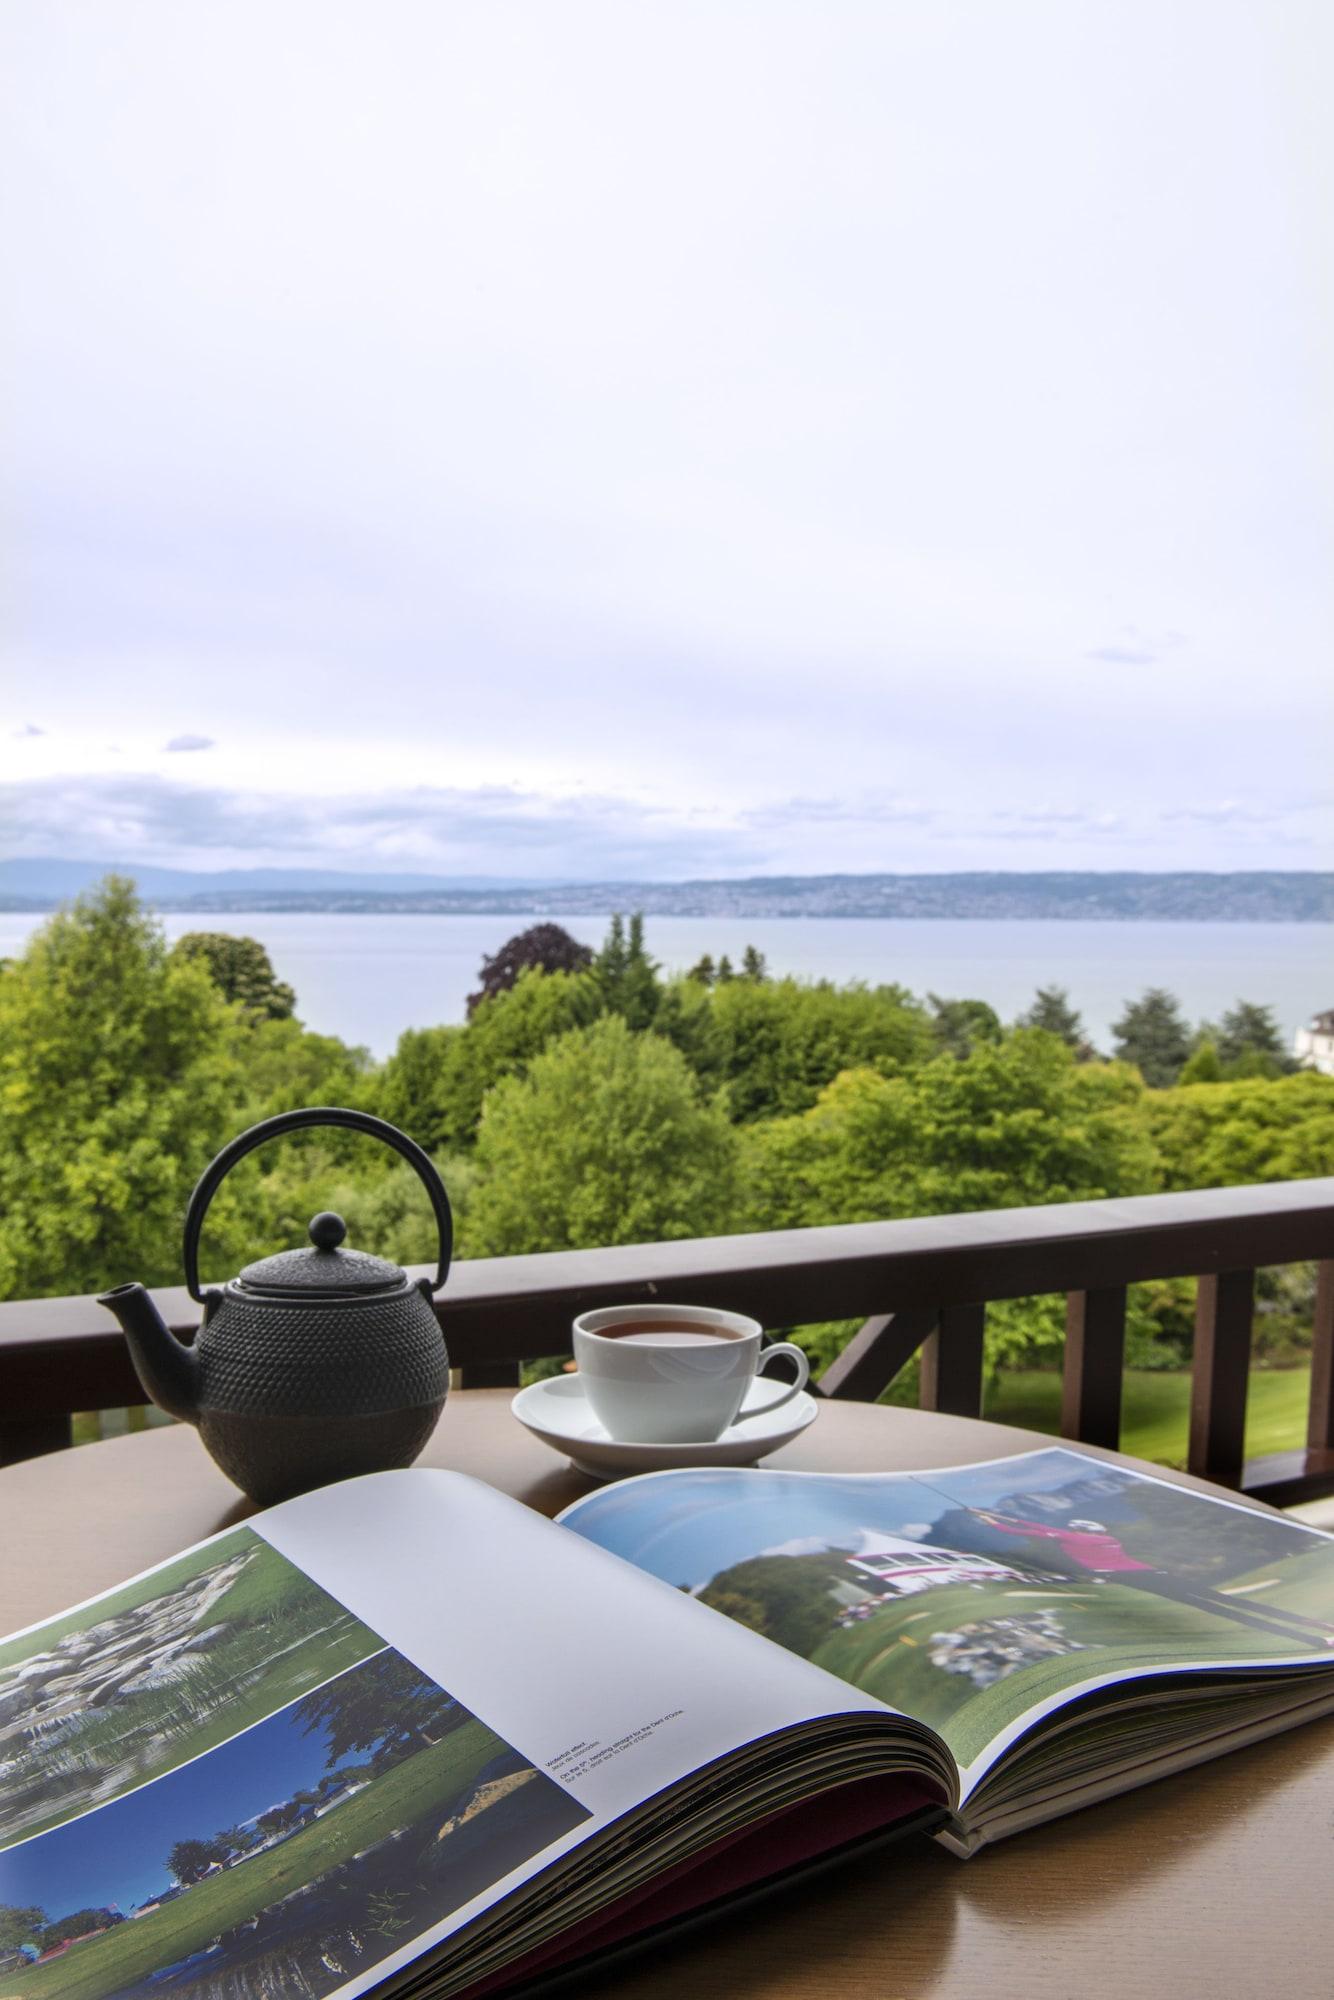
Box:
[5,1395,1334,2000]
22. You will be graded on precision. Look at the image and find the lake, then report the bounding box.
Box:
[1,911,1330,1060]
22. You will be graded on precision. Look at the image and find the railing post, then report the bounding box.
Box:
[1306,1261,1334,1453]
[1188,1270,1254,1487]
[919,1303,986,1417]
[819,1307,940,1402]
[1061,1286,1127,1450]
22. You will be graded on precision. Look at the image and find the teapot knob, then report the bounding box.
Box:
[309,1211,347,1251]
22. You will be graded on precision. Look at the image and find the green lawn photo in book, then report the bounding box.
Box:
[4,1447,1334,2000]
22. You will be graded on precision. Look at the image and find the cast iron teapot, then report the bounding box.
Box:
[99,1107,452,1507]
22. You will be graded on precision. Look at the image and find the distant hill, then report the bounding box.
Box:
[1,861,1330,920]
[0,859,560,902]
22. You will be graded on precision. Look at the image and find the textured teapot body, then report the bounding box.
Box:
[193,1273,450,1505]
[100,1109,453,1508]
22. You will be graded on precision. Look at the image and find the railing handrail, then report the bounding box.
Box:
[2,1177,1332,1504]
[3,1177,1331,1364]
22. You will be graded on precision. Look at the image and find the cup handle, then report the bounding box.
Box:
[731,1342,811,1422]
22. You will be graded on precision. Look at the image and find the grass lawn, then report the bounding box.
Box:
[984,1366,1312,1469]
[8,1724,510,2000]
[811,1575,1303,1772]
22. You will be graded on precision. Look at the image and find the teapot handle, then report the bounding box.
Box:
[182,1106,453,1304]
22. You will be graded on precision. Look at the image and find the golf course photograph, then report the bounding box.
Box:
[0,1646,589,2000]
[0,1530,384,1848]
[563,1449,1334,1771]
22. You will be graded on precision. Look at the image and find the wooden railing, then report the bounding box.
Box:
[2,1178,1332,1504]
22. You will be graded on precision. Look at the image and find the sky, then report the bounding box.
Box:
[559,1448,1141,1587]
[0,1688,349,1921]
[3,2,1332,880]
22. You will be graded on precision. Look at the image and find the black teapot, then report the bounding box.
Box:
[99,1107,452,1507]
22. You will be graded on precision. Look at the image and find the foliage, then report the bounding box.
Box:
[1147,1072,1334,1190]
[35,1910,119,1950]
[1216,1000,1292,1078]
[0,1907,45,1951]
[1111,987,1192,1087]
[1178,1039,1223,1085]
[928,993,1003,1059]
[699,1554,847,1657]
[0,878,248,1296]
[295,1651,463,1770]
[741,1031,1157,1232]
[468,1014,739,1255]
[376,970,602,1153]
[594,912,660,1028]
[682,976,935,1124]
[466,924,592,1016]
[171,932,295,1021]
[167,1837,229,1885]
[1018,985,1089,1054]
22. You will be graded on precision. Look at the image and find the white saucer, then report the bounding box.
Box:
[511,1373,819,1480]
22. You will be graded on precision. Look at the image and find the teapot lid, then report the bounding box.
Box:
[238,1212,406,1297]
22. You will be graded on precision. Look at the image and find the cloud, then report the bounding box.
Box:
[12,722,46,738]
[1086,645,1156,665]
[164,734,216,753]
[1161,802,1280,826]
[0,772,772,879]
[742,793,936,831]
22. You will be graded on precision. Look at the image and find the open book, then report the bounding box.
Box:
[4,1447,1334,2000]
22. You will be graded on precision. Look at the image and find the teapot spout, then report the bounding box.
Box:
[98,1282,201,1423]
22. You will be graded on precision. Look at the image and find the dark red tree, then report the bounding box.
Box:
[467,925,593,1016]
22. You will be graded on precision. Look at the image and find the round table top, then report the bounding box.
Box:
[5,1396,1334,2000]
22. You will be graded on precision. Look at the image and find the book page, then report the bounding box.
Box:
[558,1446,1334,1797]
[0,1468,903,2000]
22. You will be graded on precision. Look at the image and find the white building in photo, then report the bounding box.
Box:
[1295,1010,1334,1076]
[843,1530,1032,1598]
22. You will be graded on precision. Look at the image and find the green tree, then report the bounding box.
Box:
[741,944,769,982]
[1018,985,1087,1052]
[689,977,934,1124]
[1216,1000,1290,1078]
[0,878,247,1298]
[716,954,736,982]
[742,1034,1156,1234]
[166,1837,229,1885]
[1147,1072,1334,1190]
[467,1014,739,1255]
[1178,1039,1223,1085]
[171,932,296,1020]
[295,1652,463,1770]
[373,1024,460,1151]
[594,913,660,1028]
[593,913,629,1000]
[699,1554,844,1657]
[1111,987,1193,1087]
[376,969,602,1152]
[686,954,716,986]
[0,1907,45,1951]
[466,924,593,1016]
[37,1910,118,1950]
[233,1016,374,1126]
[928,994,1003,1059]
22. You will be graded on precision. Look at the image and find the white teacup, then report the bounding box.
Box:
[572,1304,811,1445]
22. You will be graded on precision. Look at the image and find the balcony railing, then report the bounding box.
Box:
[2,1177,1331,1504]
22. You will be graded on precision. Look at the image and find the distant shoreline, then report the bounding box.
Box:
[2,868,1331,922]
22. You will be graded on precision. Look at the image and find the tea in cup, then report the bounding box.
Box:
[572,1304,810,1444]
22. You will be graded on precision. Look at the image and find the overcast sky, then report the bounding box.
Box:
[3,1,1331,880]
